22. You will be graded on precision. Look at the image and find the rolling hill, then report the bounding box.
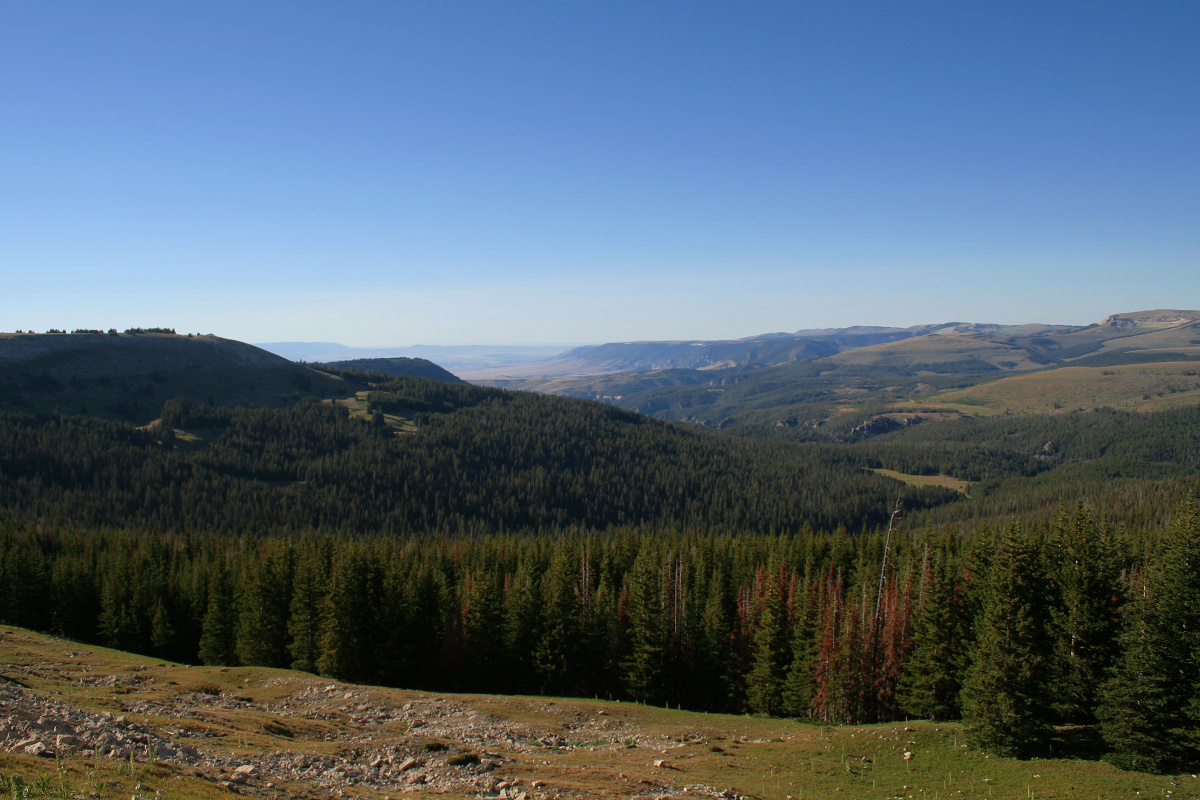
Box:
[314,356,464,383]
[0,331,353,424]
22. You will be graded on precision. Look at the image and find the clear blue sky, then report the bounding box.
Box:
[2,1,1197,346]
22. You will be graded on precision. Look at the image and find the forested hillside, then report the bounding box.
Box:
[0,331,352,422]
[0,377,952,535]
[2,370,1198,533]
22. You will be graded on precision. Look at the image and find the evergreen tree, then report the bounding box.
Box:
[287,543,327,673]
[746,564,789,715]
[316,548,377,682]
[621,546,666,704]
[960,522,1053,757]
[1099,499,1200,771]
[150,597,175,659]
[460,568,505,692]
[235,544,292,668]
[533,550,583,696]
[898,548,966,720]
[1047,504,1122,724]
[697,568,737,713]
[580,550,621,698]
[197,560,236,666]
[502,557,541,694]
[781,579,819,718]
[97,556,145,654]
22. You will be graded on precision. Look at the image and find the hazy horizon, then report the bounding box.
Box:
[3,2,1197,346]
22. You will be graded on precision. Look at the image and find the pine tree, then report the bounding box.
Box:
[871,569,915,722]
[580,551,621,698]
[781,578,820,718]
[197,560,236,666]
[97,562,143,654]
[811,565,846,722]
[697,568,737,713]
[1047,504,1122,724]
[621,545,666,704]
[960,522,1053,757]
[898,548,966,721]
[460,568,504,692]
[150,597,175,659]
[316,547,378,683]
[287,543,327,673]
[1099,499,1200,771]
[533,550,583,696]
[746,563,789,715]
[502,557,541,694]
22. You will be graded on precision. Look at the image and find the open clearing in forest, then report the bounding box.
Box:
[871,469,972,495]
[0,626,1193,800]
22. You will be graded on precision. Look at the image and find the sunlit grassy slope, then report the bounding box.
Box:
[911,361,1200,415]
[1,626,1193,800]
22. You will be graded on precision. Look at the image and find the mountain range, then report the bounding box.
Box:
[468,309,1200,380]
[460,309,1200,428]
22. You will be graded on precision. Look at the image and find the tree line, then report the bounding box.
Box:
[1,500,1198,772]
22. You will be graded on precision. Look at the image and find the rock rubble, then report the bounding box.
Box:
[2,656,735,800]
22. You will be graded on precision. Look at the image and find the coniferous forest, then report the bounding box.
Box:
[1,371,1200,772]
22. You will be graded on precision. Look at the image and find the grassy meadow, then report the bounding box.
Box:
[1,626,1194,800]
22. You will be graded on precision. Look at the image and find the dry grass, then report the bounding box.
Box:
[1,626,1194,800]
[871,469,971,495]
[907,361,1200,416]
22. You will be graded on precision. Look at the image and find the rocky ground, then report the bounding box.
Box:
[0,629,748,800]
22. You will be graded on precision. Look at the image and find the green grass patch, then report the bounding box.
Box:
[872,468,972,495]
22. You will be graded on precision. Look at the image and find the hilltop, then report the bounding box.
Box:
[314,356,463,383]
[0,331,352,424]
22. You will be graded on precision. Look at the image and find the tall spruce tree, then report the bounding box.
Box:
[149,597,175,660]
[197,560,236,666]
[316,548,377,682]
[460,569,505,692]
[781,579,819,718]
[960,522,1053,757]
[622,545,667,704]
[287,543,327,673]
[235,546,293,668]
[1099,499,1200,772]
[1047,504,1122,724]
[746,564,789,715]
[697,568,737,713]
[898,548,966,721]
[533,550,584,696]
[503,558,541,694]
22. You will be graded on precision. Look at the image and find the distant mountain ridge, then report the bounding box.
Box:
[316,356,463,383]
[468,310,1200,427]
[468,310,1199,380]
[256,342,568,371]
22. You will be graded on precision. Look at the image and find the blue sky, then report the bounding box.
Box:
[2,2,1197,346]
